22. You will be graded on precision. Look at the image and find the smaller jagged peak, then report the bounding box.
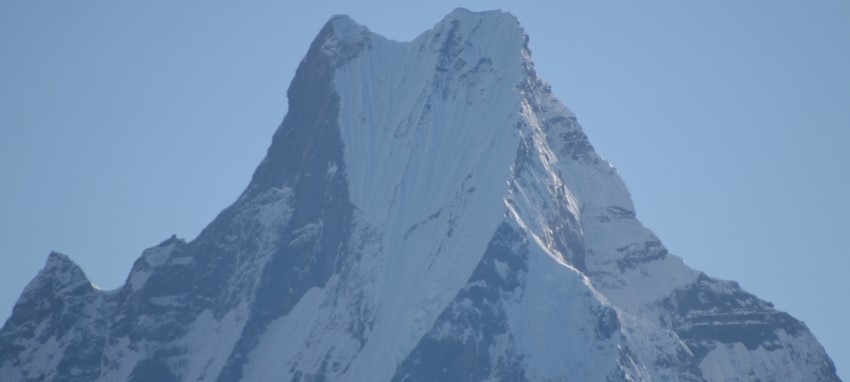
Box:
[140,234,185,267]
[124,235,189,292]
[422,8,527,71]
[20,252,94,298]
[45,251,74,267]
[156,233,185,248]
[43,252,88,283]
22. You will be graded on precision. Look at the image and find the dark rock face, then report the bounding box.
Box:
[662,274,839,381]
[664,275,805,355]
[214,17,360,382]
[664,275,806,357]
[616,240,668,272]
[128,17,365,382]
[392,222,529,382]
[0,17,365,382]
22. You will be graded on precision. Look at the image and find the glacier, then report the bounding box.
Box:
[0,8,840,382]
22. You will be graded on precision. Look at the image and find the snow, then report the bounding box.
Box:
[287,222,320,247]
[240,211,384,380]
[250,186,293,229]
[333,9,529,381]
[523,62,702,312]
[242,288,327,380]
[19,335,62,380]
[494,259,509,280]
[178,306,248,381]
[505,223,625,380]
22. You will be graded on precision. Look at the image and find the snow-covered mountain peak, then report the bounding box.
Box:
[0,9,841,382]
[20,252,94,298]
[43,251,81,274]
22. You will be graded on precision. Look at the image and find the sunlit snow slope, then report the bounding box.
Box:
[0,8,840,382]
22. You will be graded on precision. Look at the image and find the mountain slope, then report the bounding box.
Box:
[0,8,840,382]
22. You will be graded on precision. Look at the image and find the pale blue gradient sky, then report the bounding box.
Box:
[1,1,847,378]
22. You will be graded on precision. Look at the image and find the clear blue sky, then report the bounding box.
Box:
[1,1,847,378]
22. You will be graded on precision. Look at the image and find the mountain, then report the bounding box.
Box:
[0,8,840,382]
